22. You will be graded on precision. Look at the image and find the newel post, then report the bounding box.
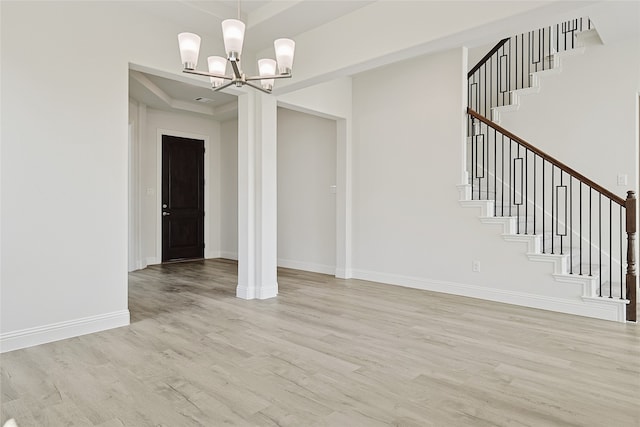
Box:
[625,191,637,322]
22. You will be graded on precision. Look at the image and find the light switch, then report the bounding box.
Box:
[617,174,628,186]
[329,185,337,194]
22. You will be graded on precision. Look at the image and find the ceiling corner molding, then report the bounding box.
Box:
[246,0,304,28]
[170,99,216,117]
[178,0,241,22]
[130,70,173,107]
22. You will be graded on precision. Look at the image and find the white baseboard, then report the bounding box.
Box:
[335,268,353,279]
[256,284,278,300]
[129,259,149,272]
[205,250,221,259]
[236,285,254,299]
[351,269,624,322]
[277,258,335,275]
[236,283,278,300]
[0,310,131,353]
[146,257,159,266]
[219,251,238,261]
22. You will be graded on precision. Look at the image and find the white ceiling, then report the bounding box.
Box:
[129,0,375,120]
[129,70,239,120]
[129,1,639,121]
[130,0,375,50]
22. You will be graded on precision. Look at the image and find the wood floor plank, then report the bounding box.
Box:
[1,259,639,426]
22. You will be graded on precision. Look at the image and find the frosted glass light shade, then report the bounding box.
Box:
[221,19,245,58]
[258,59,276,90]
[274,38,295,73]
[178,32,201,69]
[207,56,227,87]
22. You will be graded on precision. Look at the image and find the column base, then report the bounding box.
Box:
[236,283,278,300]
[236,285,255,300]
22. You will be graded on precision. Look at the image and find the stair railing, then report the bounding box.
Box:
[468,108,637,321]
[468,18,592,119]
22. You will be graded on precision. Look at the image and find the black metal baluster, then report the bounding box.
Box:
[515,34,519,89]
[528,31,531,80]
[598,192,604,295]
[559,171,564,255]
[497,45,500,108]
[508,38,512,105]
[484,60,487,117]
[525,149,529,234]
[570,177,573,273]
[579,182,583,275]
[551,165,555,254]
[620,206,624,299]
[493,129,498,216]
[472,119,476,200]
[538,29,547,70]
[589,186,593,276]
[479,132,483,199]
[509,138,512,216]
[521,33,525,88]
[533,154,537,234]
[609,199,613,298]
[542,160,546,253]
[501,135,505,216]
[477,72,481,113]
[515,144,521,233]
[548,26,552,62]
[486,124,489,200]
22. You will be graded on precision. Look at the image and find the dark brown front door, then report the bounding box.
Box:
[162,135,205,262]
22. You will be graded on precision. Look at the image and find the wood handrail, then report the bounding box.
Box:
[467,108,626,206]
[467,38,509,78]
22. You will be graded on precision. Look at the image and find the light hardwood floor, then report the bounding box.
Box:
[2,259,639,426]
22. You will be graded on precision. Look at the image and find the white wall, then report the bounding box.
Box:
[277,77,353,277]
[219,110,338,274]
[350,47,591,304]
[220,119,239,259]
[498,35,640,193]
[0,1,219,351]
[277,108,337,274]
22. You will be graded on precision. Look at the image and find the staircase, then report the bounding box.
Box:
[459,18,637,322]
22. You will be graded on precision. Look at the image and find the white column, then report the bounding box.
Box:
[335,118,352,279]
[236,90,278,300]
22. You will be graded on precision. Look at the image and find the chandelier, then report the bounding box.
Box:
[177,5,295,94]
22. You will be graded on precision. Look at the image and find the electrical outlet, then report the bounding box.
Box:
[472,261,481,272]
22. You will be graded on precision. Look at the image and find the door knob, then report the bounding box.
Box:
[163,212,170,216]
[162,204,167,208]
